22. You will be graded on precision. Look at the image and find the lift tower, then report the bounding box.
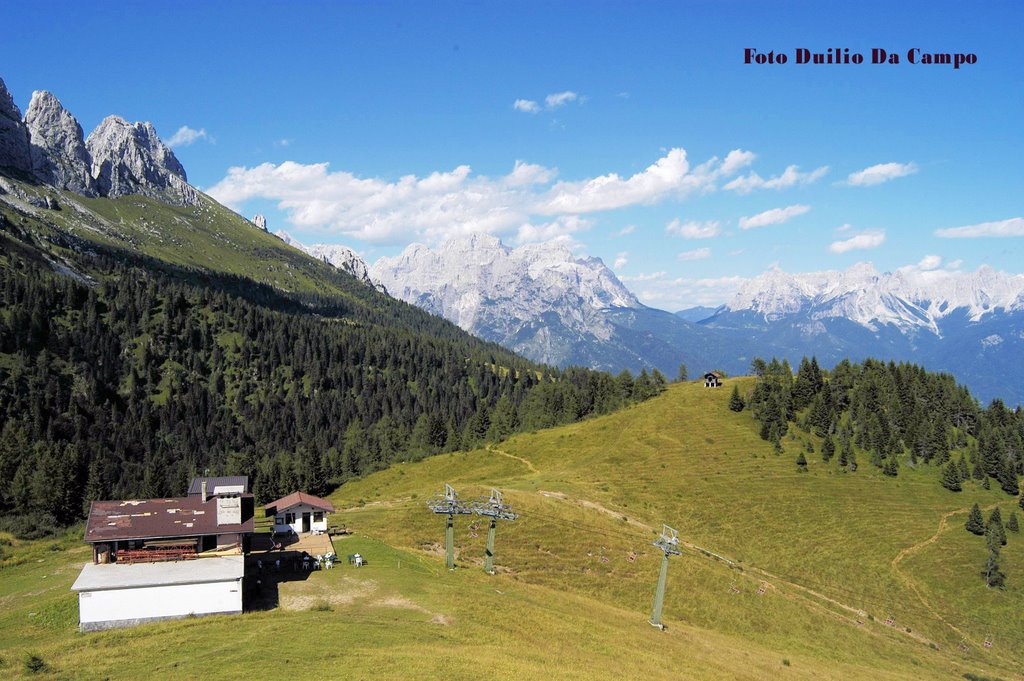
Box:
[649,524,682,630]
[427,484,473,570]
[471,488,518,574]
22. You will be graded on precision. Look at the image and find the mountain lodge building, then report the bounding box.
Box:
[704,371,722,388]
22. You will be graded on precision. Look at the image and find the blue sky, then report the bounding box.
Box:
[4,0,1022,309]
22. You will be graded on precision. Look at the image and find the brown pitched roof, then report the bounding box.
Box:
[264,491,335,514]
[84,495,255,543]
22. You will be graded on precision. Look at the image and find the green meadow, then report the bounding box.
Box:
[1,380,1020,680]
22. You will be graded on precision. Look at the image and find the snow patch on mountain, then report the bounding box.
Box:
[726,263,1024,334]
[370,234,640,333]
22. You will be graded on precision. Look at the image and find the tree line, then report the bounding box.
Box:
[0,244,664,537]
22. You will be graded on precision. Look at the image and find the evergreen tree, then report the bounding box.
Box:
[677,363,688,382]
[982,550,1006,588]
[997,458,1020,496]
[796,452,808,472]
[728,385,744,412]
[1007,511,1019,533]
[966,503,985,535]
[982,476,991,490]
[957,456,970,483]
[882,456,899,477]
[987,508,1007,546]
[822,435,835,462]
[941,462,962,492]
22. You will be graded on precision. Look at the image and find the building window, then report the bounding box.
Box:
[275,516,285,525]
[285,512,296,524]
[313,512,324,522]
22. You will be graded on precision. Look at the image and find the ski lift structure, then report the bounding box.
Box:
[427,484,474,570]
[469,488,518,574]
[649,524,682,630]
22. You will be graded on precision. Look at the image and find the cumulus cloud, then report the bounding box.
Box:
[724,165,829,194]
[666,219,720,239]
[678,247,712,261]
[935,217,1024,238]
[613,251,629,269]
[917,254,943,270]
[616,224,636,237]
[514,99,541,113]
[846,162,918,186]
[738,204,810,230]
[829,230,886,253]
[205,147,758,246]
[545,91,579,109]
[166,125,208,148]
[628,272,747,309]
[514,216,591,245]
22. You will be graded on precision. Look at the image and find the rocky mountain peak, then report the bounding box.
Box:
[274,230,385,292]
[86,115,197,205]
[251,214,268,231]
[24,90,96,195]
[0,78,32,173]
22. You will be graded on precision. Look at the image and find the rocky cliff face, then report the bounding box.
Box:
[0,77,200,206]
[0,78,32,174]
[87,116,199,205]
[24,90,96,195]
[275,230,385,292]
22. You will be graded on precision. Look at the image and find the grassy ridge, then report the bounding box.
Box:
[0,377,1020,678]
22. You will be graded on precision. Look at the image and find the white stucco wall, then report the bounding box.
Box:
[273,503,329,533]
[78,579,241,629]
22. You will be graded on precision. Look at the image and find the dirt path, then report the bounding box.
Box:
[488,444,539,474]
[890,502,1005,648]
[536,488,940,647]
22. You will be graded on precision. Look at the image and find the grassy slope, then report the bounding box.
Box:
[2,381,1019,680]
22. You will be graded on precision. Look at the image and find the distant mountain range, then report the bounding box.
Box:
[366,236,1024,404]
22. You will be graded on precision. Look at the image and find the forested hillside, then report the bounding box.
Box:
[743,356,1023,499]
[0,219,664,538]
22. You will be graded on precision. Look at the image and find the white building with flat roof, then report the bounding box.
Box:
[71,555,244,631]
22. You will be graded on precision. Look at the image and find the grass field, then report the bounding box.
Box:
[0,380,1020,680]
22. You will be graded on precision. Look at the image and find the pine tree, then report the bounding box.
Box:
[957,456,970,482]
[966,503,985,535]
[882,456,899,477]
[982,476,991,490]
[796,452,808,472]
[1007,511,1019,533]
[728,385,744,412]
[997,458,1020,496]
[941,462,962,492]
[822,435,835,462]
[987,508,1007,546]
[982,550,1006,588]
[677,363,688,382]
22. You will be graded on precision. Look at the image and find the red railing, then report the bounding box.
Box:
[116,545,197,564]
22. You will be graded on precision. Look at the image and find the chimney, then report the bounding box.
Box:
[201,480,208,503]
[217,494,242,526]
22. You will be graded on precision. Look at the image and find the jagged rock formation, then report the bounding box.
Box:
[275,230,386,292]
[0,78,32,173]
[251,214,267,231]
[87,116,199,205]
[0,77,200,206]
[24,90,96,195]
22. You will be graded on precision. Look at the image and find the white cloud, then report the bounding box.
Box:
[619,271,666,282]
[946,259,963,269]
[274,138,291,147]
[545,91,579,109]
[205,147,763,246]
[720,150,757,176]
[166,125,208,148]
[738,204,810,230]
[935,217,1024,238]
[513,215,591,246]
[666,218,720,239]
[506,160,558,186]
[613,251,629,269]
[631,273,747,309]
[846,162,918,186]
[539,148,739,214]
[829,230,886,253]
[724,165,829,194]
[616,224,636,237]
[514,99,540,113]
[678,247,711,261]
[917,254,943,271]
